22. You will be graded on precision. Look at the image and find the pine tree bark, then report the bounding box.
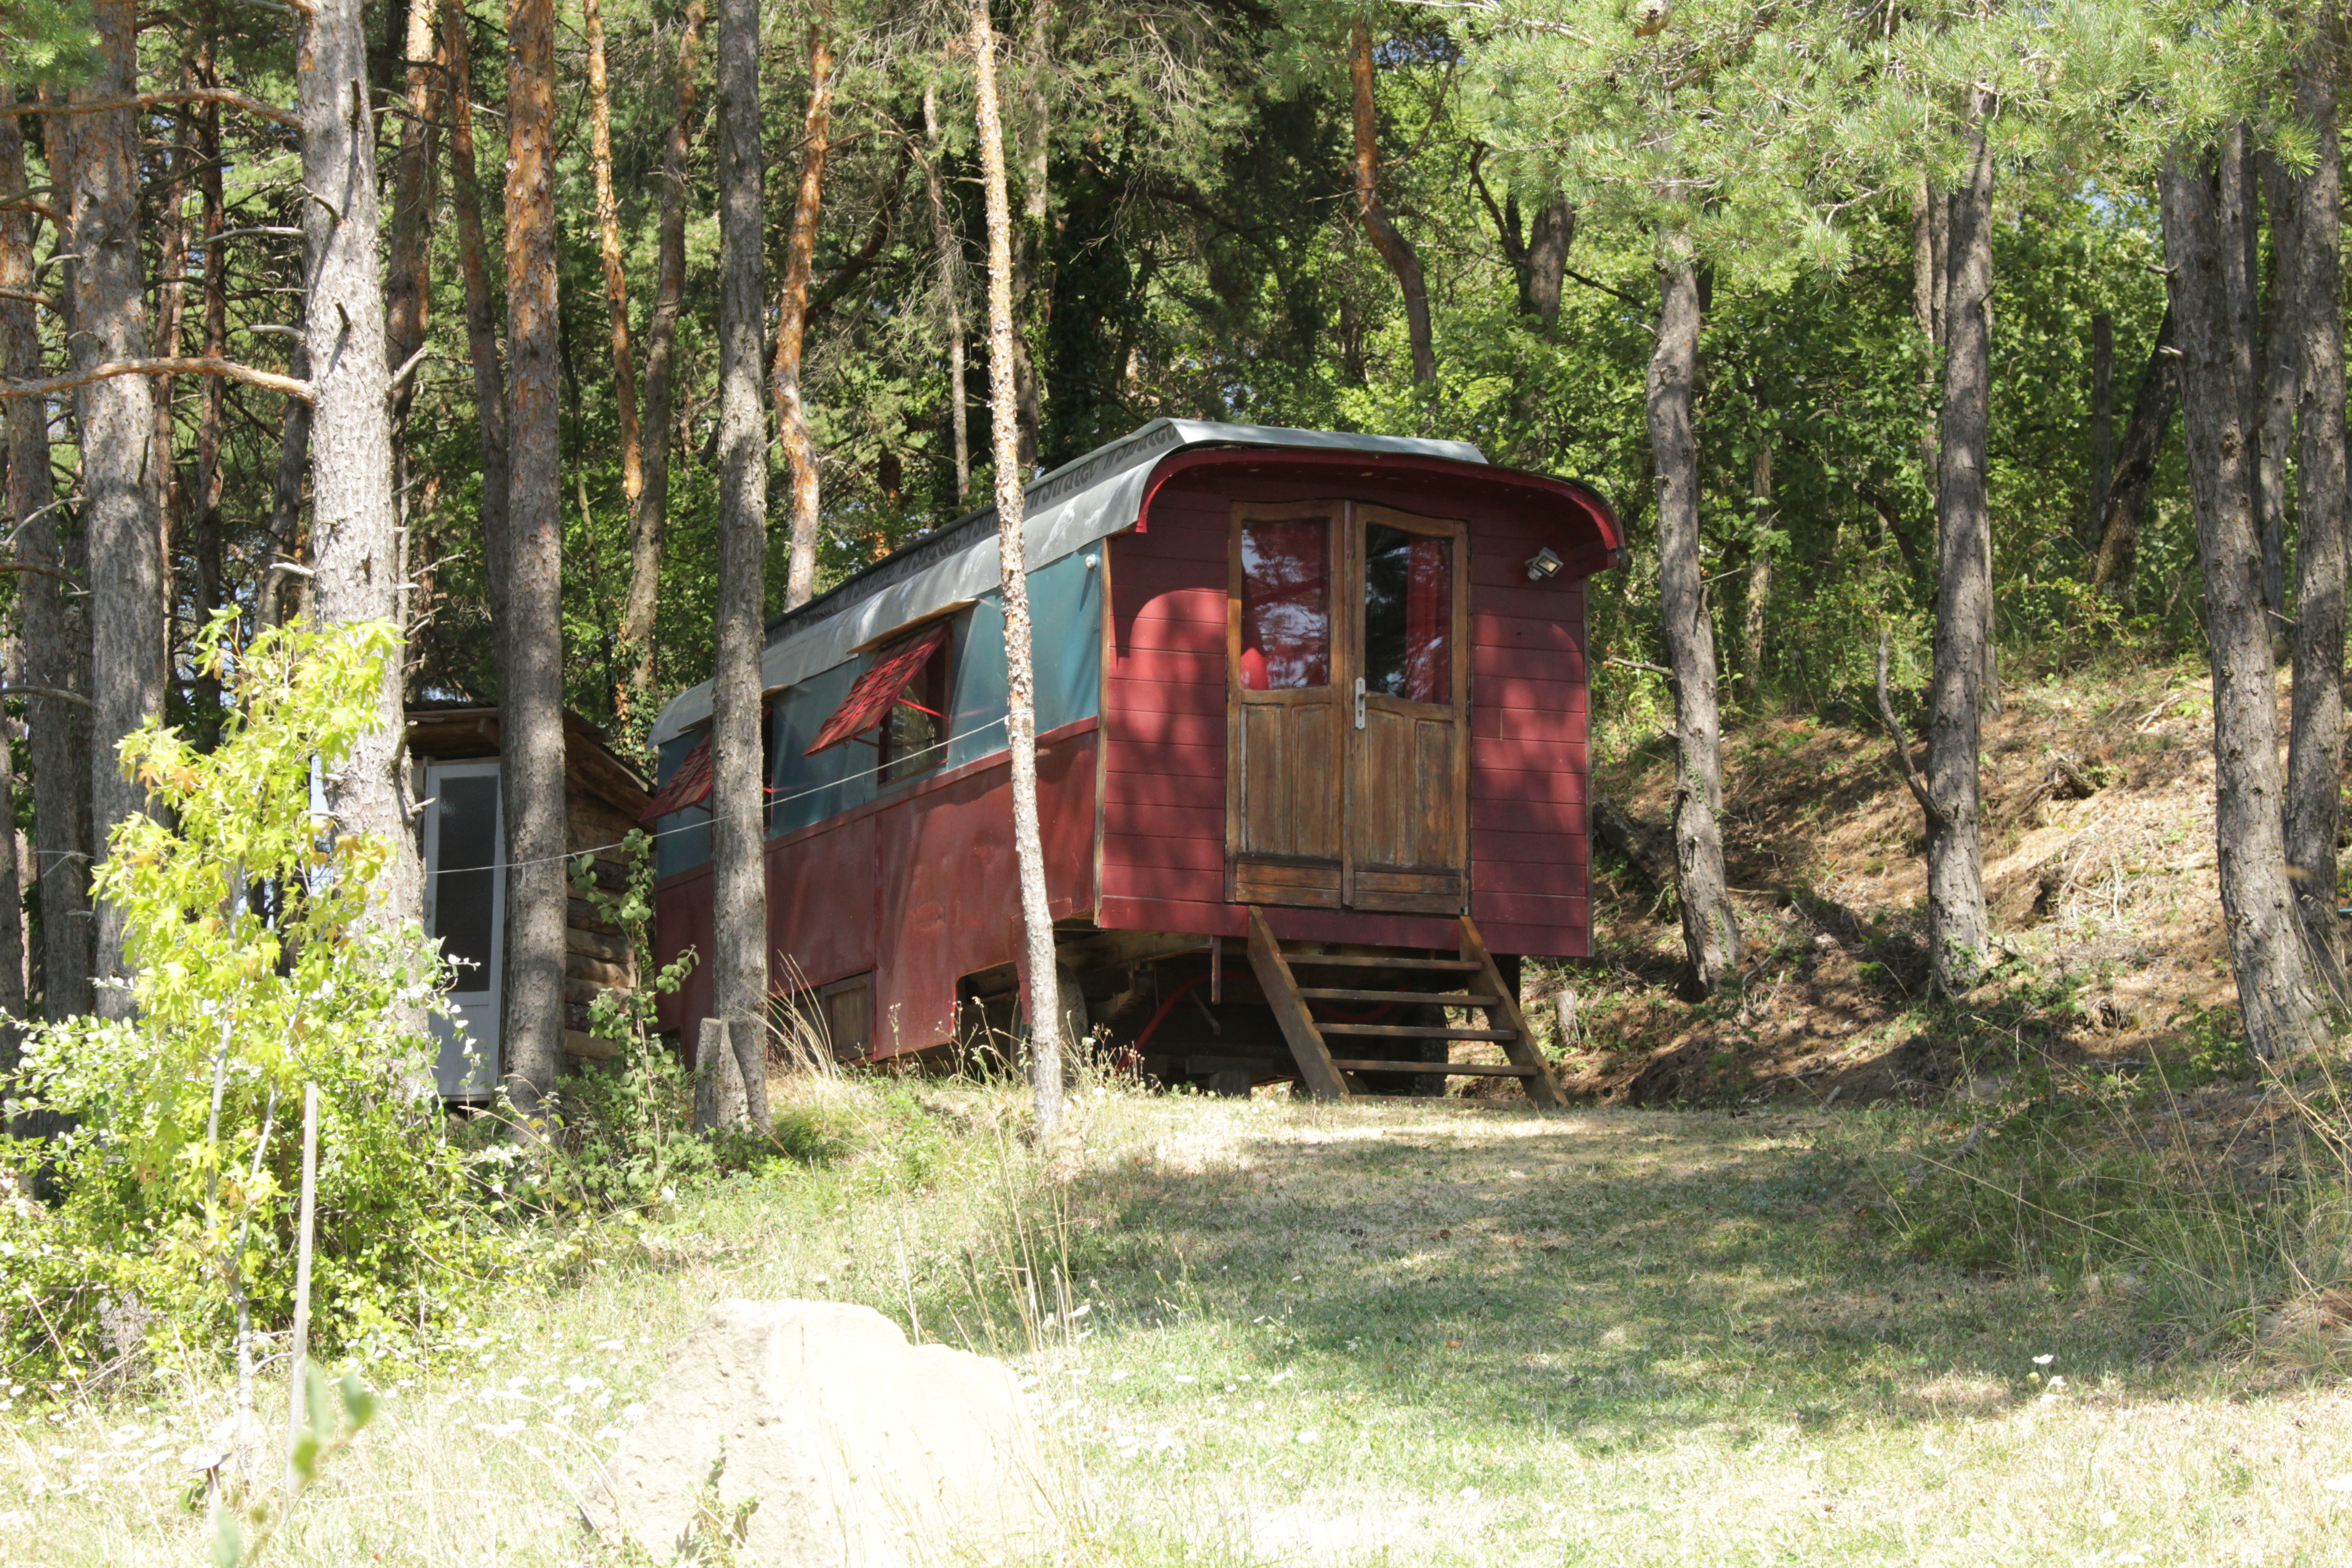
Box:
[444,0,508,632]
[620,0,704,714]
[1348,17,1434,385]
[2089,305,2178,601]
[500,0,570,1113]
[2276,28,2347,981]
[1924,109,1994,995]
[710,0,773,1129]
[1646,248,1740,996]
[300,0,421,931]
[973,0,1063,1138]
[585,0,642,535]
[63,0,164,1018]
[2160,155,2325,1059]
[777,5,834,612]
[0,92,88,1019]
[923,81,970,507]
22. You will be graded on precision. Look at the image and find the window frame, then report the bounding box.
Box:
[877,627,952,786]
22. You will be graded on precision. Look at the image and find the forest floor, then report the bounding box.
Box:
[1539,651,2278,1106]
[10,1078,2352,1567]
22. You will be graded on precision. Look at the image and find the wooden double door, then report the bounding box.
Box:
[1225,500,1470,916]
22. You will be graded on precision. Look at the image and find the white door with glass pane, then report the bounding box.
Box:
[424,761,504,1096]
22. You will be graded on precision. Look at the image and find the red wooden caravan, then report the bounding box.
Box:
[647,420,1622,1099]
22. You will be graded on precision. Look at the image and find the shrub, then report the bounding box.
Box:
[0,617,518,1379]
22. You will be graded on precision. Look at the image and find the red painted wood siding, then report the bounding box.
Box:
[1101,459,1595,958]
[654,721,1099,1062]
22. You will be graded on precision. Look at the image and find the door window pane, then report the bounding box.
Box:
[431,773,499,991]
[1363,524,1451,703]
[1238,517,1331,690]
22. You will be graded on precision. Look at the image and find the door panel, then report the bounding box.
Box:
[1344,508,1469,914]
[1229,504,1345,906]
[1225,500,1469,915]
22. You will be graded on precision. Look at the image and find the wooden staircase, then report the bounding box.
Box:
[1244,907,1566,1107]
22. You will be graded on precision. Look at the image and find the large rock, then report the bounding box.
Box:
[588,1299,1053,1566]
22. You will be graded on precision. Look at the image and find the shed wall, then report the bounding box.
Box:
[1100,463,1591,956]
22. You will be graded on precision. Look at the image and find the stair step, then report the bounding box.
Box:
[1319,1022,1519,1041]
[1277,954,1482,972]
[1328,1059,1536,1077]
[1297,988,1498,1006]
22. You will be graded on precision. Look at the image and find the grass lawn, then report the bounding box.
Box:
[9,1080,2352,1565]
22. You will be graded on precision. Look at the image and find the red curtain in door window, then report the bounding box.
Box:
[1401,533,1450,703]
[1238,517,1331,690]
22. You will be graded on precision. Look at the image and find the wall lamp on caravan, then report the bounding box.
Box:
[1524,546,1565,583]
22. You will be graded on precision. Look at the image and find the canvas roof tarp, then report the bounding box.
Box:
[647,419,1486,747]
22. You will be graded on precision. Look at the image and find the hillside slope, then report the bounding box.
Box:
[1543,657,2284,1104]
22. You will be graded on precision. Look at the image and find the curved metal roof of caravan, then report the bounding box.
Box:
[649,417,1616,746]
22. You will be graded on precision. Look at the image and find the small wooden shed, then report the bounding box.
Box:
[644,419,1621,1099]
[408,705,652,1097]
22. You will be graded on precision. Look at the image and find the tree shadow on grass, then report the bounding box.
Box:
[1049,1108,2152,1453]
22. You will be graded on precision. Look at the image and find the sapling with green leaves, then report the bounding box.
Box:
[0,615,504,1394]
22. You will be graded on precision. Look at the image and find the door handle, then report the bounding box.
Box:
[1353,676,1367,730]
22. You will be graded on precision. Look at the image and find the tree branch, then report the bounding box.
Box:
[9,89,298,131]
[0,684,90,707]
[1876,628,1948,826]
[0,357,311,403]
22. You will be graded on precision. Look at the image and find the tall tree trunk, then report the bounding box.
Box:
[445,0,509,637]
[776,5,834,611]
[192,77,227,744]
[1348,17,1434,385]
[2089,305,2179,601]
[64,0,165,1018]
[1646,248,1740,996]
[2278,28,2347,983]
[300,0,422,931]
[2254,186,2297,652]
[385,0,438,430]
[2220,130,2277,649]
[264,341,313,631]
[2161,155,2325,1059]
[150,105,188,613]
[585,0,642,536]
[0,630,25,1069]
[2087,309,2112,554]
[620,0,704,716]
[922,81,970,507]
[501,0,569,1114]
[1924,108,1994,996]
[709,0,773,1129]
[973,0,1063,1139]
[1526,196,1573,330]
[1743,431,1771,678]
[0,91,88,1020]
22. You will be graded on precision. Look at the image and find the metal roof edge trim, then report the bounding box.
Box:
[647,419,1490,746]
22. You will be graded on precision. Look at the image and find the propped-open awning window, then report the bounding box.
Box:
[805,622,951,760]
[638,730,713,823]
